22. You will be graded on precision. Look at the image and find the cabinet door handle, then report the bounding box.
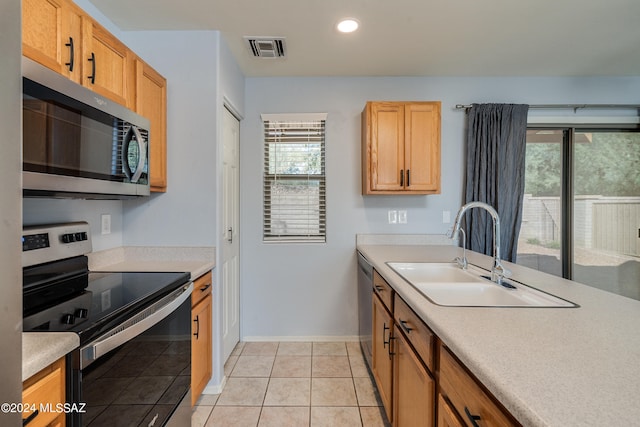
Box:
[388,335,396,358]
[464,406,481,427]
[193,315,200,339]
[23,410,39,426]
[383,323,390,348]
[65,37,74,71]
[406,169,410,187]
[399,319,413,334]
[400,169,404,187]
[87,52,96,84]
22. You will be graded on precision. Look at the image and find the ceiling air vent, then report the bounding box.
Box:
[244,37,286,58]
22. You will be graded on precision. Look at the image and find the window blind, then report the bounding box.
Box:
[262,114,327,242]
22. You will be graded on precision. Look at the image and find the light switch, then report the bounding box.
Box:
[388,210,397,224]
[398,210,407,224]
[101,214,111,235]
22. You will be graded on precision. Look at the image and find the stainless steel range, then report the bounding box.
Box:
[22,222,193,427]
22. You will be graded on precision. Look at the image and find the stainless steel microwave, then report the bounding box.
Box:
[22,57,150,199]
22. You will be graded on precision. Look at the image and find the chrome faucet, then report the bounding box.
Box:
[449,202,510,285]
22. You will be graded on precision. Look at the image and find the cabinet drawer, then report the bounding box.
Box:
[394,295,434,372]
[373,270,394,311]
[439,345,518,427]
[437,393,465,427]
[22,358,65,427]
[192,271,212,307]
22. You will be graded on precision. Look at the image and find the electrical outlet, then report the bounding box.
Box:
[398,210,407,224]
[388,210,398,224]
[101,214,111,235]
[443,210,451,224]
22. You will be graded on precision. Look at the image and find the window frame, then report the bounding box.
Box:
[261,113,327,243]
[523,122,640,281]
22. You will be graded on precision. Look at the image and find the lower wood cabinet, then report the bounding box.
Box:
[372,292,394,419]
[22,357,66,427]
[369,268,519,427]
[393,328,435,427]
[438,344,519,427]
[191,271,213,406]
[437,394,465,427]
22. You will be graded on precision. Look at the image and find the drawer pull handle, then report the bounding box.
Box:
[399,319,413,334]
[23,410,39,426]
[374,285,384,292]
[464,407,481,427]
[200,284,211,292]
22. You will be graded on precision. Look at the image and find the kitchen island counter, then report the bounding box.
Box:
[357,243,640,427]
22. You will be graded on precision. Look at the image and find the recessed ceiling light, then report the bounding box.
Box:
[337,18,359,33]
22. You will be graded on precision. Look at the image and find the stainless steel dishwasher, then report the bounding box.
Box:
[357,251,374,371]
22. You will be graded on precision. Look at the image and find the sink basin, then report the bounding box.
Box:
[387,262,577,308]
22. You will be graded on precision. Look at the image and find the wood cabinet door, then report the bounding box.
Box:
[372,293,394,419]
[135,58,167,191]
[82,19,132,107]
[393,330,435,427]
[191,293,212,406]
[23,0,84,83]
[367,102,405,192]
[404,102,441,193]
[437,394,465,427]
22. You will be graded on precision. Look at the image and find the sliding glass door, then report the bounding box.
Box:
[517,128,640,300]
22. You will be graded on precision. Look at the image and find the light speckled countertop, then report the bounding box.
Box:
[88,246,215,279]
[357,243,640,427]
[23,333,79,381]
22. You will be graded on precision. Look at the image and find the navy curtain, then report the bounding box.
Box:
[464,103,529,262]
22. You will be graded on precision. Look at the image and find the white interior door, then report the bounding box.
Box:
[222,107,240,361]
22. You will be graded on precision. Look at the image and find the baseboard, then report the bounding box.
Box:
[241,335,360,342]
[202,375,227,395]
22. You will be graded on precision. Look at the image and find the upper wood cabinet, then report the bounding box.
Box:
[22,0,84,83]
[82,19,134,108]
[135,58,167,192]
[24,0,169,191]
[362,101,441,195]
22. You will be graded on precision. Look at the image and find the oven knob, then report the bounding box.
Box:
[75,308,88,319]
[61,314,75,325]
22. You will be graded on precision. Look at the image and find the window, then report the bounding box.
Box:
[518,126,640,300]
[262,113,327,242]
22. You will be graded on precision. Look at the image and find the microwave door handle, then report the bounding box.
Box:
[122,126,146,183]
[130,126,147,183]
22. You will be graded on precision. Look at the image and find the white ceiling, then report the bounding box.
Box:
[89,0,640,78]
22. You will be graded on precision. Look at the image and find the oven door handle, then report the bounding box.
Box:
[80,282,193,369]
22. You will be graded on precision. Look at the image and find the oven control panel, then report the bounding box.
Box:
[22,222,92,267]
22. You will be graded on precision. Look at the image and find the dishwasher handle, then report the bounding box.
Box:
[80,282,193,369]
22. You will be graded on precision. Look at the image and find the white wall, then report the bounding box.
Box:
[240,75,640,339]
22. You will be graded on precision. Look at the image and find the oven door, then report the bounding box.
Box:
[70,283,192,427]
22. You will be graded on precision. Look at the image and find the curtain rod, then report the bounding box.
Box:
[455,104,640,111]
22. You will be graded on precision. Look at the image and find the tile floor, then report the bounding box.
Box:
[192,341,391,427]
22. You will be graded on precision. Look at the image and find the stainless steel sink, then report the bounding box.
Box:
[386,262,578,308]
